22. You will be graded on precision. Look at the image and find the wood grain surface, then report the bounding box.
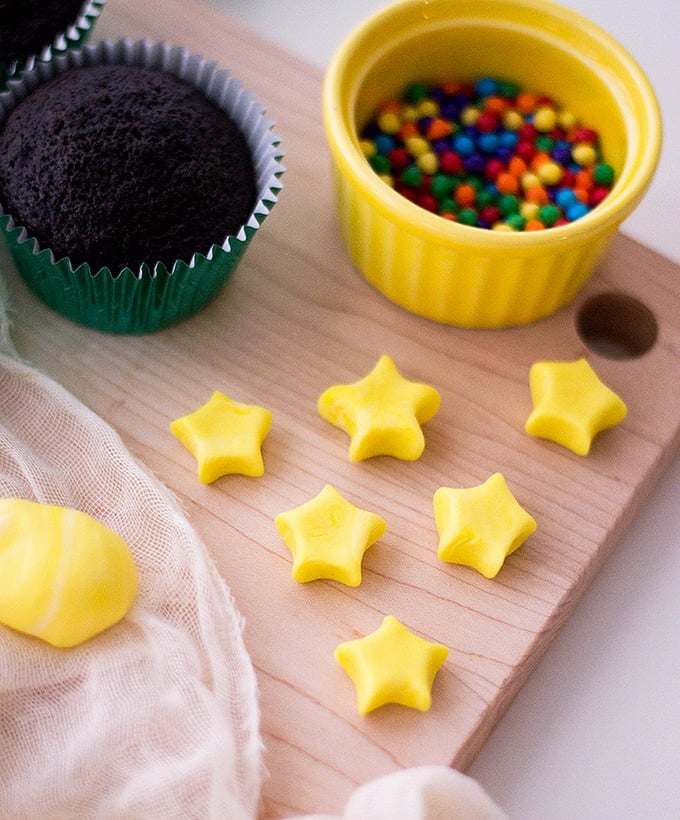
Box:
[4,0,680,816]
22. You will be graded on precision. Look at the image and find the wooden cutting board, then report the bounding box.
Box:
[5,0,680,816]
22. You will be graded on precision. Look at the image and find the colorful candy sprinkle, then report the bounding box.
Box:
[360,77,615,231]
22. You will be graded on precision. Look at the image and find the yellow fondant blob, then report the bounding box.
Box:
[317,354,441,461]
[170,390,272,482]
[275,484,387,586]
[434,472,537,579]
[525,358,627,455]
[0,498,137,648]
[335,615,448,714]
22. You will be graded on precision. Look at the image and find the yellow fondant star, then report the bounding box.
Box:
[334,615,449,714]
[434,472,537,579]
[525,358,627,455]
[170,391,272,483]
[275,484,387,585]
[317,355,441,461]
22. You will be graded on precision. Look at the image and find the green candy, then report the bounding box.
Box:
[369,154,392,175]
[403,82,428,103]
[431,173,455,199]
[498,194,520,215]
[400,165,422,188]
[438,197,459,214]
[538,203,561,227]
[593,162,615,186]
[535,135,554,153]
[458,208,478,226]
[506,213,527,231]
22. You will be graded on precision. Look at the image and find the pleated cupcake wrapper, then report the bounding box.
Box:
[0,39,285,333]
[0,0,106,89]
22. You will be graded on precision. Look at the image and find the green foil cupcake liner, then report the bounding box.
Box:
[0,38,284,333]
[0,0,106,89]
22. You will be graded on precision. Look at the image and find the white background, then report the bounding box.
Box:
[213,2,680,817]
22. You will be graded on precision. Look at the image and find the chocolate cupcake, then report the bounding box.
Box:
[0,39,284,333]
[0,0,105,86]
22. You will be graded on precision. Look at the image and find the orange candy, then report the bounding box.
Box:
[426,117,454,141]
[525,186,549,205]
[530,152,551,172]
[496,172,520,195]
[516,92,537,114]
[483,95,507,116]
[379,100,401,115]
[507,155,527,178]
[574,169,594,191]
[454,183,476,208]
[439,80,461,96]
[398,121,419,141]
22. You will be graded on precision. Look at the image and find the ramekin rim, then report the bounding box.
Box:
[321,0,662,249]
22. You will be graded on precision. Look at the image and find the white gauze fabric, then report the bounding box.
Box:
[0,284,263,819]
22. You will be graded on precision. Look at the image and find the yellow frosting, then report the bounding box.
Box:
[275,484,386,586]
[170,390,272,482]
[0,499,137,648]
[434,472,537,579]
[335,615,448,714]
[525,358,627,455]
[317,354,441,461]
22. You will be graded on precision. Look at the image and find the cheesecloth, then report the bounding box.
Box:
[0,278,262,818]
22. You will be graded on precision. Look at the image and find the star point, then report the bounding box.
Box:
[434,472,537,578]
[274,484,387,586]
[334,615,449,714]
[317,355,441,461]
[525,358,627,455]
[170,391,272,483]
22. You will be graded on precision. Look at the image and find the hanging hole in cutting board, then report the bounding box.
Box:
[576,291,658,360]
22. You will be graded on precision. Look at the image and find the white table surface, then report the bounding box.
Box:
[214,2,680,817]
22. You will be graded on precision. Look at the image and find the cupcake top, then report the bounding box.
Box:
[0,0,86,66]
[0,63,257,274]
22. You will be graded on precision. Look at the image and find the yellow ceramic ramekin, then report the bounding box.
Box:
[322,0,661,328]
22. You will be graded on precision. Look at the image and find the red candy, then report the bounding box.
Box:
[573,127,598,143]
[515,141,537,163]
[388,147,410,172]
[480,205,502,224]
[484,158,505,181]
[439,150,463,175]
[395,185,418,203]
[589,186,610,207]
[419,193,439,212]
[518,123,537,141]
[476,111,498,133]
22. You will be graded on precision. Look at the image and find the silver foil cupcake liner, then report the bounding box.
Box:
[1,0,106,87]
[0,38,285,333]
